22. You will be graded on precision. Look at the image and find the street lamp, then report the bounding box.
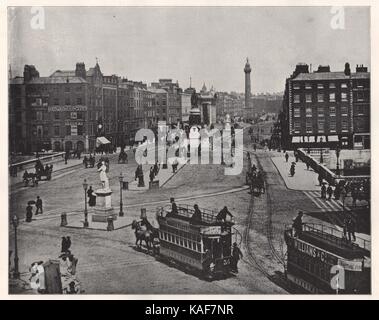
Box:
[336,145,341,176]
[319,137,324,163]
[82,179,89,228]
[11,215,20,279]
[119,172,124,217]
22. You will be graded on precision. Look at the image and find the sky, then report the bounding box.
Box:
[8,6,370,93]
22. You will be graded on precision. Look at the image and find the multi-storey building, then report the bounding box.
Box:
[281,63,370,150]
[9,62,157,153]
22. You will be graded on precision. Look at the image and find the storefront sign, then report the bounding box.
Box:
[201,226,222,236]
[293,238,338,265]
[48,105,87,112]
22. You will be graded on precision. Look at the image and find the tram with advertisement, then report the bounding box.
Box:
[155,204,235,279]
[284,223,371,294]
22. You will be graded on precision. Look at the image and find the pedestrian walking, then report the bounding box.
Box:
[306,160,310,170]
[26,203,33,222]
[290,163,296,177]
[35,196,43,215]
[346,217,356,242]
[253,144,257,152]
[285,152,289,163]
[318,174,323,186]
[154,161,160,176]
[327,185,333,200]
[231,243,243,273]
[321,184,327,199]
[149,167,155,182]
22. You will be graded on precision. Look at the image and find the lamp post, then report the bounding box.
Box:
[12,215,20,279]
[82,179,89,228]
[119,172,124,217]
[319,137,324,163]
[336,146,341,176]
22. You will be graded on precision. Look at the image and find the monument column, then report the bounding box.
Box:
[244,58,252,118]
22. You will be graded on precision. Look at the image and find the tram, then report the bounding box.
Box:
[155,204,235,279]
[284,223,371,294]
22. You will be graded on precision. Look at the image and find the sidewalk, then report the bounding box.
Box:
[271,154,320,191]
[9,158,84,188]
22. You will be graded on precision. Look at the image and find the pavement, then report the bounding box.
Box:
[271,153,321,191]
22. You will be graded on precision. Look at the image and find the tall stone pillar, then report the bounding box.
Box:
[244,58,252,117]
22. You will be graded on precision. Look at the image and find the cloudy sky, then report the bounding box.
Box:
[8,6,370,93]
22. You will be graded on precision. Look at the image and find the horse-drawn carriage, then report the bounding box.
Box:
[245,168,265,195]
[131,204,235,280]
[36,165,53,181]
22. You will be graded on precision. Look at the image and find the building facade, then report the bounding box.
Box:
[281,63,370,150]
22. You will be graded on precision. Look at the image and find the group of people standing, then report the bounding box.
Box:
[25,196,43,222]
[149,161,161,183]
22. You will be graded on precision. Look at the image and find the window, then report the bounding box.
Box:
[54,111,60,120]
[306,119,313,133]
[341,92,348,101]
[306,107,312,118]
[293,121,300,132]
[306,94,312,103]
[70,112,77,120]
[54,98,59,105]
[357,105,365,116]
[317,94,324,102]
[357,92,364,102]
[65,86,70,93]
[317,119,325,133]
[305,83,312,89]
[36,111,43,121]
[43,127,49,137]
[329,119,336,132]
[77,112,83,120]
[330,106,336,117]
[37,125,43,137]
[77,98,82,105]
[341,106,348,116]
[66,125,71,136]
[54,126,60,136]
[77,125,83,136]
[65,98,71,105]
[317,83,324,89]
[329,82,336,89]
[329,93,336,102]
[76,86,82,92]
[294,94,300,103]
[341,119,349,131]
[341,82,348,89]
[294,107,300,118]
[293,83,301,90]
[317,106,324,117]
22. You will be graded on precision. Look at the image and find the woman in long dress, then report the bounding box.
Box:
[98,161,109,189]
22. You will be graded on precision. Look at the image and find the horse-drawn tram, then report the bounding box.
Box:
[284,223,371,294]
[156,204,235,279]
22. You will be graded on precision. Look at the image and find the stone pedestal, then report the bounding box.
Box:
[92,188,117,223]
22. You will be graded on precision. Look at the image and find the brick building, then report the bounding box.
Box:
[281,63,370,150]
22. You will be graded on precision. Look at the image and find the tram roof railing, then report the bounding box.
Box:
[160,204,235,225]
[285,223,371,252]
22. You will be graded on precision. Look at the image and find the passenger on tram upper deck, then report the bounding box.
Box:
[216,206,233,223]
[191,204,202,223]
[166,197,178,217]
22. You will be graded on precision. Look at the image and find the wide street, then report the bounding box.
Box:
[8,125,357,294]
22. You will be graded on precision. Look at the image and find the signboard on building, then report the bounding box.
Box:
[48,105,87,112]
[201,226,222,236]
[293,238,338,265]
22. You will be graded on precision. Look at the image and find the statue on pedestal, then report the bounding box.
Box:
[98,161,110,190]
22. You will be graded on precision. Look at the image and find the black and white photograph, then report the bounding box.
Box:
[5,3,373,296]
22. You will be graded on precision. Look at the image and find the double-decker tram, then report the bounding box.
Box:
[156,204,235,279]
[284,223,371,294]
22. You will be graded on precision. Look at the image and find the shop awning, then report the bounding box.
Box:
[96,136,111,146]
[291,136,301,143]
[328,135,339,142]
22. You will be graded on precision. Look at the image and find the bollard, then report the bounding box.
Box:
[140,208,147,219]
[107,217,114,231]
[60,213,68,227]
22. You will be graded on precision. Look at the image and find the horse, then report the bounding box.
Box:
[131,220,153,252]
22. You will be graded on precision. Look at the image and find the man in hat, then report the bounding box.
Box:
[292,211,304,237]
[231,243,243,273]
[285,152,289,163]
[216,206,233,223]
[190,204,202,224]
[35,196,43,215]
[167,197,178,217]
